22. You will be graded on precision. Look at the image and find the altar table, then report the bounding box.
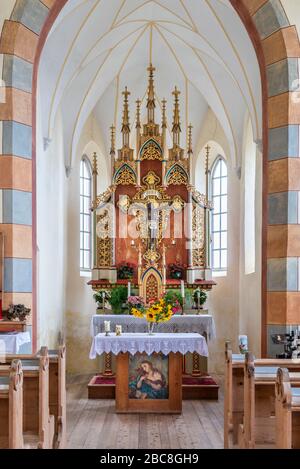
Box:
[90,314,215,376]
[90,333,208,413]
[90,314,216,340]
[0,331,31,354]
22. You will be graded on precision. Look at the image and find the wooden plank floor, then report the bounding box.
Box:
[66,375,224,449]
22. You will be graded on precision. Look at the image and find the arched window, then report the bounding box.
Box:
[211,157,227,272]
[80,157,92,271]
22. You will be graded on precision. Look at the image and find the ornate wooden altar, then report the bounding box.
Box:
[88,63,215,295]
[87,64,218,400]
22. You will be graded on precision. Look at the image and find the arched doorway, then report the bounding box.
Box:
[0,0,299,357]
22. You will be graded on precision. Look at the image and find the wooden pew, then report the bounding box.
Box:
[0,347,55,448]
[47,343,66,449]
[1,338,66,448]
[224,341,245,448]
[0,360,23,448]
[238,353,300,449]
[224,341,300,448]
[275,368,300,449]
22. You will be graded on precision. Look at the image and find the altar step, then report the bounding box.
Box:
[87,374,219,400]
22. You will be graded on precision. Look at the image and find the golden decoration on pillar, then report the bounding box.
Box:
[167,164,188,185]
[192,205,205,267]
[140,141,162,160]
[143,249,161,268]
[115,166,136,186]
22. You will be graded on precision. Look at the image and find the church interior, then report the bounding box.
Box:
[1,0,300,451]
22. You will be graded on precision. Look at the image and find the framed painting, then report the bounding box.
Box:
[128,353,169,400]
[116,352,182,414]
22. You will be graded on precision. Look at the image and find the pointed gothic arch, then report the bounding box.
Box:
[0,0,298,354]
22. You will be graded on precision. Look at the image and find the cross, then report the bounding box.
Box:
[122,86,130,101]
[172,86,181,100]
[147,63,156,76]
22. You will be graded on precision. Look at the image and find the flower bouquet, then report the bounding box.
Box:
[131,295,176,335]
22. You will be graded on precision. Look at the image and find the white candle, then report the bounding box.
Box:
[127,281,131,298]
[181,280,185,298]
[104,321,111,333]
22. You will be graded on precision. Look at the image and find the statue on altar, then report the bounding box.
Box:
[89,64,215,303]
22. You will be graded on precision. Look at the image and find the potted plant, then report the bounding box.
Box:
[93,290,111,313]
[193,288,208,310]
[108,286,128,314]
[169,263,183,280]
[117,262,135,280]
[164,290,183,314]
[6,304,31,322]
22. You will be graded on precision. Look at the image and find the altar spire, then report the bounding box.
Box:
[162,98,168,162]
[172,87,182,160]
[120,87,133,161]
[110,124,116,157]
[121,87,130,147]
[136,99,141,159]
[187,124,193,158]
[146,63,156,124]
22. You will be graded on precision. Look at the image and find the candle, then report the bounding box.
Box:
[104,321,111,333]
[181,280,185,298]
[116,325,122,336]
[128,281,131,298]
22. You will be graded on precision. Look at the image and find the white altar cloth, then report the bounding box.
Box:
[90,314,216,341]
[89,332,208,359]
[0,332,31,354]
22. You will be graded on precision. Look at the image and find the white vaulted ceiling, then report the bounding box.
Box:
[38,0,262,169]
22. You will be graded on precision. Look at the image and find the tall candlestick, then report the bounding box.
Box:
[128,282,131,298]
[104,321,111,333]
[181,280,185,298]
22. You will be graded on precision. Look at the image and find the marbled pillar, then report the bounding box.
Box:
[0,0,52,338]
[250,0,300,353]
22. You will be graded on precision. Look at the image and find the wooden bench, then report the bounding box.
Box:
[238,353,300,449]
[0,347,55,448]
[275,368,300,449]
[47,344,66,449]
[224,341,300,448]
[1,339,66,448]
[0,360,23,448]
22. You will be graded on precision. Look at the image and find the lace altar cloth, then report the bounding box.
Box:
[90,314,216,341]
[89,332,208,359]
[0,331,30,354]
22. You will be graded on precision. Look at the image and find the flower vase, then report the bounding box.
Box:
[147,322,155,335]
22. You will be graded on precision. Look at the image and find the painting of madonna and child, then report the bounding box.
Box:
[129,353,169,400]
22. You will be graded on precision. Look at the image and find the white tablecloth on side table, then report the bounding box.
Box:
[89,332,208,359]
[90,314,216,340]
[0,332,31,354]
